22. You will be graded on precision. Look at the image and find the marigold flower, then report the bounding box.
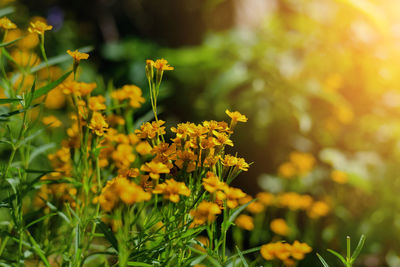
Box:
[224,186,247,209]
[261,242,291,261]
[270,218,290,236]
[0,17,16,30]
[112,144,136,169]
[88,95,106,111]
[136,141,153,155]
[291,241,312,260]
[235,214,254,231]
[153,179,190,203]
[256,192,275,207]
[277,192,313,210]
[175,150,197,172]
[202,172,225,193]
[28,21,52,35]
[225,110,248,128]
[67,49,89,63]
[308,201,330,219]
[135,120,166,139]
[88,112,108,136]
[289,151,315,175]
[153,58,174,71]
[190,201,221,226]
[331,170,348,184]
[212,131,233,147]
[140,160,170,180]
[42,115,62,128]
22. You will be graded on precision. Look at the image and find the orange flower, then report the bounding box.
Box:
[67,49,89,63]
[190,201,221,226]
[88,112,108,136]
[88,95,106,111]
[202,172,225,193]
[152,179,190,203]
[291,241,312,260]
[154,58,174,71]
[42,115,62,128]
[224,186,247,209]
[270,218,290,236]
[235,214,254,231]
[225,110,248,126]
[0,17,16,30]
[28,21,52,35]
[140,160,170,179]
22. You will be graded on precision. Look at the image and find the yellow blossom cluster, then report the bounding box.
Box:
[111,85,145,108]
[96,175,151,212]
[278,151,315,178]
[260,241,312,266]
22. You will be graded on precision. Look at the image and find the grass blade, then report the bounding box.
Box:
[317,253,330,267]
[327,249,347,265]
[33,71,72,99]
[351,235,366,263]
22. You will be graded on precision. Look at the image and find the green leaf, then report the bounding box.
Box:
[327,249,347,265]
[0,36,24,48]
[0,7,15,17]
[189,246,222,267]
[351,235,366,263]
[227,199,256,228]
[235,246,249,267]
[317,253,330,267]
[0,103,39,119]
[127,262,153,267]
[227,246,261,261]
[0,98,21,104]
[25,230,51,267]
[33,71,72,99]
[96,219,118,251]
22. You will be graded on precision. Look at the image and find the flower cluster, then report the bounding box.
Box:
[260,241,312,266]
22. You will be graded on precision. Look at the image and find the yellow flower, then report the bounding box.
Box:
[111,144,136,169]
[0,17,16,30]
[225,110,248,128]
[152,179,190,203]
[42,115,62,128]
[88,95,106,111]
[175,150,197,172]
[270,218,290,236]
[11,50,40,68]
[28,21,52,35]
[260,242,291,261]
[88,112,108,136]
[190,201,221,226]
[289,151,315,175]
[154,58,174,71]
[278,162,296,178]
[111,85,145,108]
[291,241,312,260]
[202,172,225,193]
[308,201,330,219]
[331,170,348,184]
[223,186,247,209]
[235,214,254,231]
[136,141,153,155]
[135,120,166,139]
[67,49,89,63]
[277,192,313,210]
[256,192,275,207]
[212,131,233,147]
[140,160,170,180]
[60,81,96,96]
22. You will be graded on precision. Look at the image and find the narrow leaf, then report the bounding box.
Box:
[317,253,330,267]
[0,98,21,104]
[96,219,118,251]
[327,249,347,265]
[127,262,153,267]
[0,36,24,48]
[235,246,249,267]
[33,71,72,99]
[351,235,366,263]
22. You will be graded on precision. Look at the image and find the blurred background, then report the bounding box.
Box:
[7,0,400,265]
